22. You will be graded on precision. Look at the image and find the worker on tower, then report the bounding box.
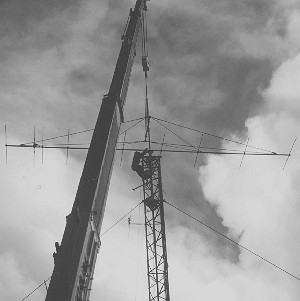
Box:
[52,242,60,265]
[132,148,150,179]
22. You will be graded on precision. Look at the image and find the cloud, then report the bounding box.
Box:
[199,38,300,301]
[264,53,300,118]
[0,252,45,300]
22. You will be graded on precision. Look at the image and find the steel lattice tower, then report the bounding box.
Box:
[140,153,170,301]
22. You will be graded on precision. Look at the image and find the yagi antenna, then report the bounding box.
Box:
[4,118,292,166]
[283,138,297,170]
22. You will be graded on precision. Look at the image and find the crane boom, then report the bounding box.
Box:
[45,1,147,300]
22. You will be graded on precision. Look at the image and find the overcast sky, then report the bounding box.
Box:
[1,0,300,300]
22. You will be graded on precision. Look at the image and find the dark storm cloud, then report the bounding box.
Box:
[0,0,81,51]
[0,0,287,138]
[198,57,273,133]
[0,0,80,23]
[146,0,277,136]
[0,0,111,138]
[66,66,102,97]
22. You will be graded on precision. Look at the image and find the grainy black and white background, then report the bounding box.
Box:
[1,0,300,300]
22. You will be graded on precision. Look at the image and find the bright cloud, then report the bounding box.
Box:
[199,42,300,301]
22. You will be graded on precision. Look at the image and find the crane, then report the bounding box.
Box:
[45,1,148,300]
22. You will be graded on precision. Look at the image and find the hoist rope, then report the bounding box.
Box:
[141,4,151,148]
[141,5,148,59]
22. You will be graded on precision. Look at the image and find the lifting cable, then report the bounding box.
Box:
[141,4,151,145]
